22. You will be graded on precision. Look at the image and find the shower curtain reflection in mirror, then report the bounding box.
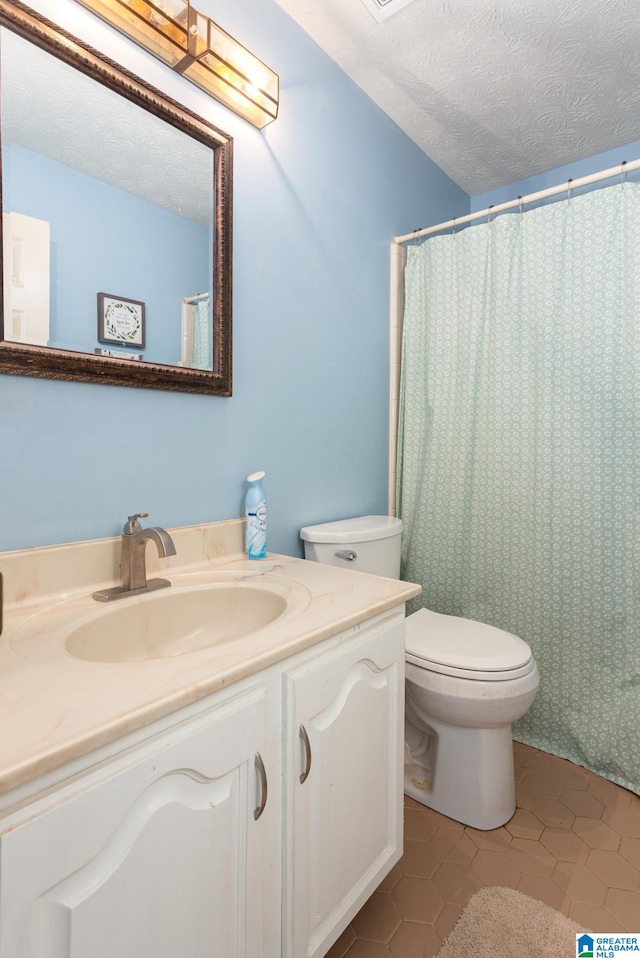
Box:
[181,293,211,370]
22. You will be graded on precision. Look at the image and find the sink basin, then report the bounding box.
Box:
[65,583,287,663]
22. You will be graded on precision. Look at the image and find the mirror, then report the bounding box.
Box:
[0,1,233,395]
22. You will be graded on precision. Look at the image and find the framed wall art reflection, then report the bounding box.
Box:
[97,293,145,348]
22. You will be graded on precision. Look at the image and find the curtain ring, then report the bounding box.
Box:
[621,160,627,188]
[567,178,573,204]
[518,195,524,216]
[452,217,456,235]
[488,205,495,224]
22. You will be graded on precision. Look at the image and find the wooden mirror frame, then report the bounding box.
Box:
[0,0,233,395]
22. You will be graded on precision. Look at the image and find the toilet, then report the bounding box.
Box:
[300,515,540,831]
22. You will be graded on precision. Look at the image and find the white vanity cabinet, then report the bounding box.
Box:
[0,681,280,958]
[0,607,406,958]
[283,610,405,958]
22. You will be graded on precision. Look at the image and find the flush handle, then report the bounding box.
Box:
[335,550,357,561]
[254,752,268,820]
[299,725,312,784]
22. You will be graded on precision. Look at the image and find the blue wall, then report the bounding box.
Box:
[471,139,640,212]
[0,0,468,554]
[4,143,208,363]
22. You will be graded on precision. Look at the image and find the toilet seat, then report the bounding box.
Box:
[405,608,535,681]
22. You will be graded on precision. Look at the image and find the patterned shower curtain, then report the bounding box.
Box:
[397,182,640,794]
[192,295,211,371]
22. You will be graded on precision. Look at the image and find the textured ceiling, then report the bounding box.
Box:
[2,29,213,226]
[273,0,640,195]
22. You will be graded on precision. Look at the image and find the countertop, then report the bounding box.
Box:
[0,519,420,797]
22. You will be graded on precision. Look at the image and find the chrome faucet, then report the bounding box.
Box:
[93,513,177,602]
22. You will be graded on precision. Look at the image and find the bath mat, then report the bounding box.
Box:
[435,886,588,958]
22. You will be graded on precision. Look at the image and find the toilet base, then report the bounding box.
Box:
[404,714,516,830]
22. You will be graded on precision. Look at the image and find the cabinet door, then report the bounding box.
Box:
[283,613,405,958]
[0,684,278,958]
[2,211,50,346]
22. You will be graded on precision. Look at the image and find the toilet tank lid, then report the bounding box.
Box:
[300,515,402,544]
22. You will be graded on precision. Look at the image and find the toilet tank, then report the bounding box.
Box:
[300,515,402,578]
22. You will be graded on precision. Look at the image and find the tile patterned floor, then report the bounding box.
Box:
[327,742,640,958]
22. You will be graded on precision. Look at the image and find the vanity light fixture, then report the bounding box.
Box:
[74,0,279,128]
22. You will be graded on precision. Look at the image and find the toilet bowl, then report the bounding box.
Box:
[404,608,539,829]
[299,516,540,830]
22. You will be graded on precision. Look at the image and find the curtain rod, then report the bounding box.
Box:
[393,157,640,245]
[183,292,209,304]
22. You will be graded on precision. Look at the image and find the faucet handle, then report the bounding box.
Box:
[124,513,149,535]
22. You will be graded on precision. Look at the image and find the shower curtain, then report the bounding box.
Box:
[181,294,211,370]
[192,295,211,371]
[397,182,640,794]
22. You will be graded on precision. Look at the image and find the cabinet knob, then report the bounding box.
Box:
[254,752,268,820]
[299,725,312,784]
